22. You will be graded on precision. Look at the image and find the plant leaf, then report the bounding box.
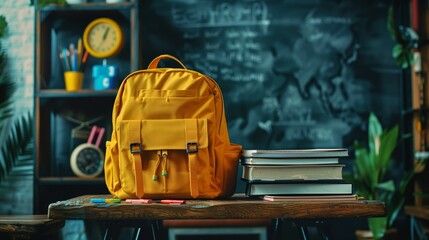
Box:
[386,6,397,41]
[378,125,398,172]
[0,16,7,38]
[376,180,395,192]
[368,113,382,155]
[392,44,403,58]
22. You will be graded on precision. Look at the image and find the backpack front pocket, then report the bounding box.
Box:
[117,118,213,198]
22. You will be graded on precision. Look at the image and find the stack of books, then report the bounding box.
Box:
[241,148,355,200]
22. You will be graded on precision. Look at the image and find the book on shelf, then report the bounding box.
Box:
[244,180,353,196]
[261,194,360,202]
[242,148,349,158]
[242,164,345,181]
[241,157,340,165]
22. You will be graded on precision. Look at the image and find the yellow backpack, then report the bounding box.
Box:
[104,54,242,199]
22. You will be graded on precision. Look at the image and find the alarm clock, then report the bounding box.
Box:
[70,126,105,178]
[83,18,124,59]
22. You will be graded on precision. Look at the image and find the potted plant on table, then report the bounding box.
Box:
[344,112,417,240]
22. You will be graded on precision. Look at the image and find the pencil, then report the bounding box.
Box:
[79,50,89,72]
[77,38,82,69]
[62,48,71,71]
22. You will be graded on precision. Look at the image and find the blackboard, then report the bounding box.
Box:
[140,0,403,150]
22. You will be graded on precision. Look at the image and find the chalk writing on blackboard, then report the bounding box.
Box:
[142,1,401,149]
[171,2,269,28]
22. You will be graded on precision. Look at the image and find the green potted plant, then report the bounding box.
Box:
[344,112,416,239]
[0,15,32,183]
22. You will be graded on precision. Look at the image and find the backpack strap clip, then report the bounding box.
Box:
[129,142,142,154]
[186,142,198,153]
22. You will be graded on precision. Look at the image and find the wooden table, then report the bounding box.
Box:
[48,194,385,240]
[0,215,65,240]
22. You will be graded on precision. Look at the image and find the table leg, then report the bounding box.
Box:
[132,228,142,240]
[292,219,332,240]
[316,223,330,240]
[297,225,309,240]
[151,220,161,240]
[103,224,121,240]
[103,220,160,240]
[135,221,160,240]
[273,218,284,240]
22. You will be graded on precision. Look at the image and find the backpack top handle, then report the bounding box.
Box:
[148,54,187,70]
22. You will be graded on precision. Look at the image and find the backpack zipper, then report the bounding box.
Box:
[152,150,168,181]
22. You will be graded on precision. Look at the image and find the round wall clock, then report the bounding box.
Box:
[70,143,104,178]
[70,126,105,178]
[83,18,124,58]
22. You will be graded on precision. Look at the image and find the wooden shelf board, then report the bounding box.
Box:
[38,89,117,98]
[39,2,135,12]
[405,205,429,220]
[37,177,105,185]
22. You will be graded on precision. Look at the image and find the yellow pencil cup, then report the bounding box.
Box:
[64,71,84,91]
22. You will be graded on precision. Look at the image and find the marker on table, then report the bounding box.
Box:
[90,198,121,203]
[160,200,186,205]
[125,199,152,204]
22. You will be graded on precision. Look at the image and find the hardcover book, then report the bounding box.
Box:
[241,157,340,165]
[242,148,349,158]
[262,194,360,202]
[245,180,353,196]
[242,164,344,181]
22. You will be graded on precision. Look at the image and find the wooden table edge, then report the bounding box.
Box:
[48,195,386,221]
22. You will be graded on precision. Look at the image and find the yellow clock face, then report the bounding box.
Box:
[83,18,124,58]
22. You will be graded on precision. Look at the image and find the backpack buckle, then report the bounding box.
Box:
[130,142,142,154]
[186,142,198,153]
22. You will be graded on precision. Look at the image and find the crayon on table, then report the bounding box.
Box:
[90,198,121,203]
[160,200,186,205]
[125,199,152,204]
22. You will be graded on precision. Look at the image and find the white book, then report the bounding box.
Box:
[262,194,360,202]
[242,164,344,181]
[245,181,353,196]
[241,157,339,165]
[242,148,349,158]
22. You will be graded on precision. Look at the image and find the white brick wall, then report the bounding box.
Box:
[0,0,34,113]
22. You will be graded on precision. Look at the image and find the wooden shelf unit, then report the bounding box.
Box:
[33,0,140,214]
[406,3,429,239]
